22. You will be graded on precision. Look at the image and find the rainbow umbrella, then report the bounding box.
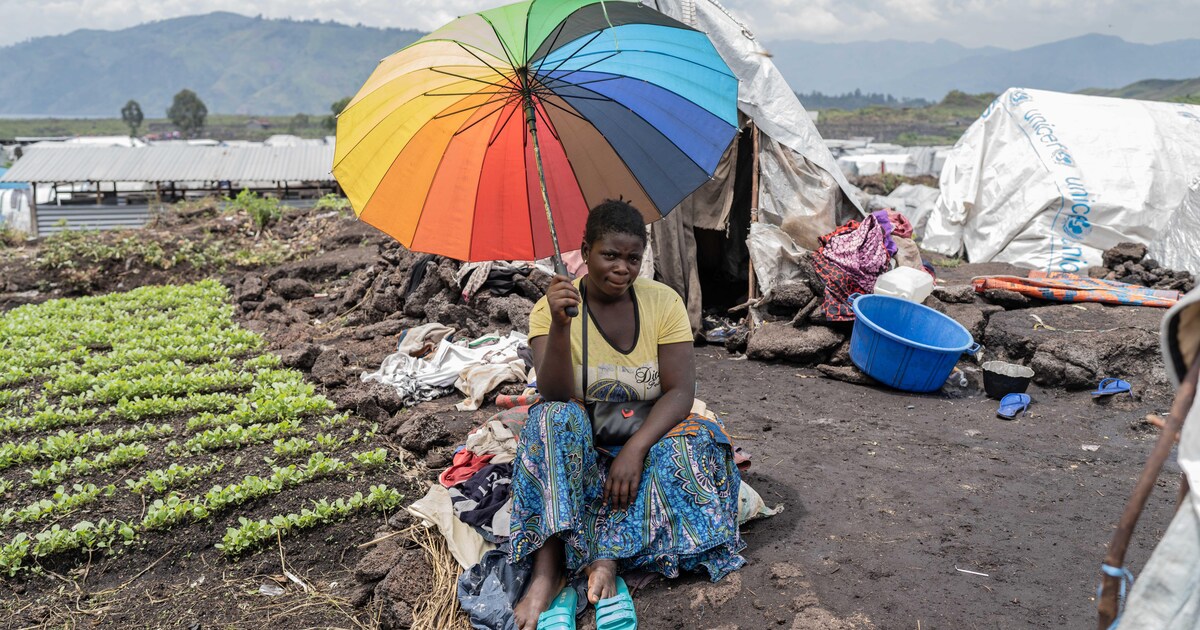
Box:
[333,0,738,269]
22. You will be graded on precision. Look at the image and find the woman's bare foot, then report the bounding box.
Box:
[585,559,618,604]
[513,539,566,630]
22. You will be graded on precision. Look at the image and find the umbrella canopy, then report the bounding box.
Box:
[333,0,739,262]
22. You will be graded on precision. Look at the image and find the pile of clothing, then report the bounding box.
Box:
[812,209,929,321]
[361,324,534,410]
[405,398,777,629]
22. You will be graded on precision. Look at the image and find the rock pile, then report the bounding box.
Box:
[228,220,550,396]
[1091,242,1195,293]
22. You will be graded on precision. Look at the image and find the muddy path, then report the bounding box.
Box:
[628,349,1178,630]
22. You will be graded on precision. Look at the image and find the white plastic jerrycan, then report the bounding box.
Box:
[873,266,934,303]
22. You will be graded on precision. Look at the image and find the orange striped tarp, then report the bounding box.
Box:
[972,271,1179,308]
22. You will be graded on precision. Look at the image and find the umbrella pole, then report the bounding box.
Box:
[524,96,579,317]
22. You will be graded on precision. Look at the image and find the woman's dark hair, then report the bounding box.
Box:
[583,199,647,248]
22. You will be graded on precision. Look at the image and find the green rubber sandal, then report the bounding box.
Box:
[537,586,577,630]
[595,577,636,630]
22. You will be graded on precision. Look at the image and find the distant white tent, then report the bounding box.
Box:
[1151,175,1200,276]
[28,136,147,149]
[925,88,1200,273]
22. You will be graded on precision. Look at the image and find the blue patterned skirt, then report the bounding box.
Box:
[508,401,745,581]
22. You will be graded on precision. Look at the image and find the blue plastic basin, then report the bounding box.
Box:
[849,293,980,392]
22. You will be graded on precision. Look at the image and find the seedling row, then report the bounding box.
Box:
[0,281,403,576]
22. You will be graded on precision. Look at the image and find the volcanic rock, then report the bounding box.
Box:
[747,322,844,364]
[270,278,313,300]
[311,347,350,387]
[279,342,320,370]
[983,304,1166,394]
[1101,242,1148,268]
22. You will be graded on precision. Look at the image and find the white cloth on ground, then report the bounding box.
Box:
[397,323,454,357]
[455,359,528,412]
[389,381,455,407]
[737,481,782,525]
[406,484,495,570]
[363,331,527,398]
[464,420,519,465]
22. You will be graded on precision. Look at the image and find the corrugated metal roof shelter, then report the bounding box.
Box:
[1,145,337,237]
[0,145,335,183]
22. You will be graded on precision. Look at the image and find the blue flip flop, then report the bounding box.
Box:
[595,576,636,630]
[1091,378,1132,397]
[537,586,578,630]
[997,393,1031,420]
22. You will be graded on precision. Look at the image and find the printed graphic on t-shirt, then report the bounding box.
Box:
[527,277,693,401]
[580,363,663,402]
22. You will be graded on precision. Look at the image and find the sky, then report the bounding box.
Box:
[0,0,1196,49]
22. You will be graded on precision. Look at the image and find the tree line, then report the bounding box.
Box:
[120,89,207,138]
[119,92,353,139]
[797,89,933,110]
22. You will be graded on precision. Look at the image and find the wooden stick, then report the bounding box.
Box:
[747,123,762,330]
[1098,353,1200,628]
[356,528,408,549]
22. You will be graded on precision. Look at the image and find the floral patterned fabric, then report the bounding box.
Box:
[813,212,895,321]
[508,401,745,582]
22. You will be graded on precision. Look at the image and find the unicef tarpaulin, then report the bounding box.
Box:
[1152,175,1200,277]
[925,88,1200,272]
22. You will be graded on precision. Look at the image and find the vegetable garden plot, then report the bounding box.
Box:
[0,281,404,578]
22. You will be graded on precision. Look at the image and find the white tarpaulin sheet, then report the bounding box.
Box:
[645,0,861,234]
[1151,175,1200,276]
[0,188,32,233]
[926,88,1200,273]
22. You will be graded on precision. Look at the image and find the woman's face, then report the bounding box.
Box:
[583,231,645,299]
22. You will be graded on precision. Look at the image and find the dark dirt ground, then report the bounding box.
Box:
[0,204,1187,629]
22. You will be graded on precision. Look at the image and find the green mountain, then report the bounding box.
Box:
[1079,77,1200,104]
[0,12,423,116]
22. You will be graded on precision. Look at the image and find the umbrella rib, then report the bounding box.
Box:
[486,95,525,147]
[430,68,515,91]
[451,94,520,139]
[538,52,621,85]
[536,96,590,129]
[530,22,567,76]
[547,93,617,103]
[434,94,518,121]
[550,75,625,89]
[454,42,520,90]
[549,48,738,80]
[538,95,664,233]
[424,90,517,98]
[476,13,521,74]
[533,29,604,78]
[551,78,722,199]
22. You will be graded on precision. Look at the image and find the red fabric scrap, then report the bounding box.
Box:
[439,451,495,488]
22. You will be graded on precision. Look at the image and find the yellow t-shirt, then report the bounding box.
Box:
[528,277,693,402]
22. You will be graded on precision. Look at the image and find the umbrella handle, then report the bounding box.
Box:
[554,257,579,318]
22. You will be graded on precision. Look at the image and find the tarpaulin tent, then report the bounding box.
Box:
[1151,175,1200,277]
[642,0,863,332]
[925,88,1200,273]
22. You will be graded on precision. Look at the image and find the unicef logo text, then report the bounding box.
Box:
[1062,214,1092,240]
[1052,149,1075,166]
[1009,90,1032,106]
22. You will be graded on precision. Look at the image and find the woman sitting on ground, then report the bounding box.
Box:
[510,199,744,629]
